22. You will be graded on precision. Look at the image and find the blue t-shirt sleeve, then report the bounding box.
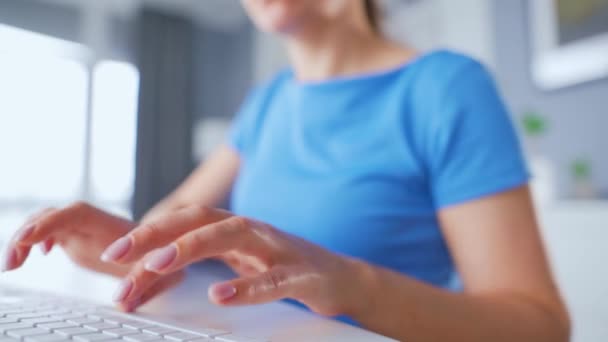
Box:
[427,60,529,208]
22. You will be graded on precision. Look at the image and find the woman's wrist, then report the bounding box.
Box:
[339,257,379,320]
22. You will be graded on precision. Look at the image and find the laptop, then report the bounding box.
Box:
[0,251,395,342]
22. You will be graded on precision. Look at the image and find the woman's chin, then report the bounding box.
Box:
[260,20,301,36]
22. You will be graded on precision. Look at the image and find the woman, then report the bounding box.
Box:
[5,1,569,340]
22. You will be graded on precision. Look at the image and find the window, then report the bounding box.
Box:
[0,53,88,203]
[90,61,139,207]
[0,24,139,248]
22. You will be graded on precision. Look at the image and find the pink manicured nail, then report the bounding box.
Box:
[113,279,133,302]
[14,225,35,242]
[144,245,177,272]
[124,297,141,312]
[1,248,17,272]
[101,236,132,262]
[41,241,52,255]
[209,283,237,302]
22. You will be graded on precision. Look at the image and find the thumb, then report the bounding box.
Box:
[208,267,296,306]
[119,270,185,312]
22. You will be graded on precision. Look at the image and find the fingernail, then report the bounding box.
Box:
[144,245,177,272]
[209,283,237,302]
[41,243,51,255]
[101,236,132,262]
[113,278,133,302]
[125,297,141,312]
[1,248,17,272]
[14,225,35,242]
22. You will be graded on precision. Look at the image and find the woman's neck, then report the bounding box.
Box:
[285,24,415,82]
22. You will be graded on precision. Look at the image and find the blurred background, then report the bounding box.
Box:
[0,0,607,340]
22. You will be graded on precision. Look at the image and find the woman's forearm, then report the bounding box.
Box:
[345,260,570,342]
[141,145,241,223]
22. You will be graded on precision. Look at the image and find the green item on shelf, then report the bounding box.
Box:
[571,159,591,181]
[522,111,548,137]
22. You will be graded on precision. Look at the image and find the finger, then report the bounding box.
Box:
[39,238,55,255]
[116,271,185,313]
[5,208,57,271]
[2,244,34,272]
[137,271,185,308]
[101,206,233,264]
[113,261,165,307]
[16,202,93,246]
[2,245,27,272]
[208,266,295,306]
[11,208,56,248]
[23,208,56,228]
[142,216,265,275]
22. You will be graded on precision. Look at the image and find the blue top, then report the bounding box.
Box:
[228,50,529,291]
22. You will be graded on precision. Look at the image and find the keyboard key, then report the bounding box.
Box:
[7,327,49,338]
[21,317,63,325]
[83,322,120,331]
[37,322,79,331]
[0,304,21,311]
[122,333,162,342]
[7,312,49,320]
[54,327,97,337]
[70,304,97,312]
[34,309,71,317]
[24,333,70,342]
[188,339,215,342]
[102,327,139,337]
[165,332,203,341]
[0,309,32,316]
[73,333,115,342]
[19,304,55,312]
[214,335,267,342]
[50,313,84,320]
[183,328,228,338]
[87,314,121,324]
[121,320,154,329]
[0,317,19,324]
[141,326,177,336]
[0,322,32,333]
[66,317,101,326]
[0,337,19,342]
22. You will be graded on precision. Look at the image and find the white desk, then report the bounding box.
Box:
[538,201,608,342]
[0,249,395,342]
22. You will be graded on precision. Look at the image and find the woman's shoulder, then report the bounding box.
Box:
[403,49,510,149]
[411,49,491,86]
[403,49,500,112]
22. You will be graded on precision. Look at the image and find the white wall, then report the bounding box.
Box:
[382,0,495,67]
[434,0,495,67]
[253,32,289,83]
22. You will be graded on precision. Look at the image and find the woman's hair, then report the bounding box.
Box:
[363,0,381,33]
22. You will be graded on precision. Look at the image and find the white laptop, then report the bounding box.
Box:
[0,250,395,342]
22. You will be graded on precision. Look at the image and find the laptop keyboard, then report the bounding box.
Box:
[0,288,265,342]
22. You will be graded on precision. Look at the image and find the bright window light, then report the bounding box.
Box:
[0,23,139,230]
[0,23,89,60]
[90,61,140,203]
[0,53,88,202]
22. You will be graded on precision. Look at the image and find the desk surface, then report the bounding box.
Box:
[0,249,395,342]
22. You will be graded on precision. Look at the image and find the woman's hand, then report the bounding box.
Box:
[3,202,185,310]
[100,205,363,316]
[4,202,135,276]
